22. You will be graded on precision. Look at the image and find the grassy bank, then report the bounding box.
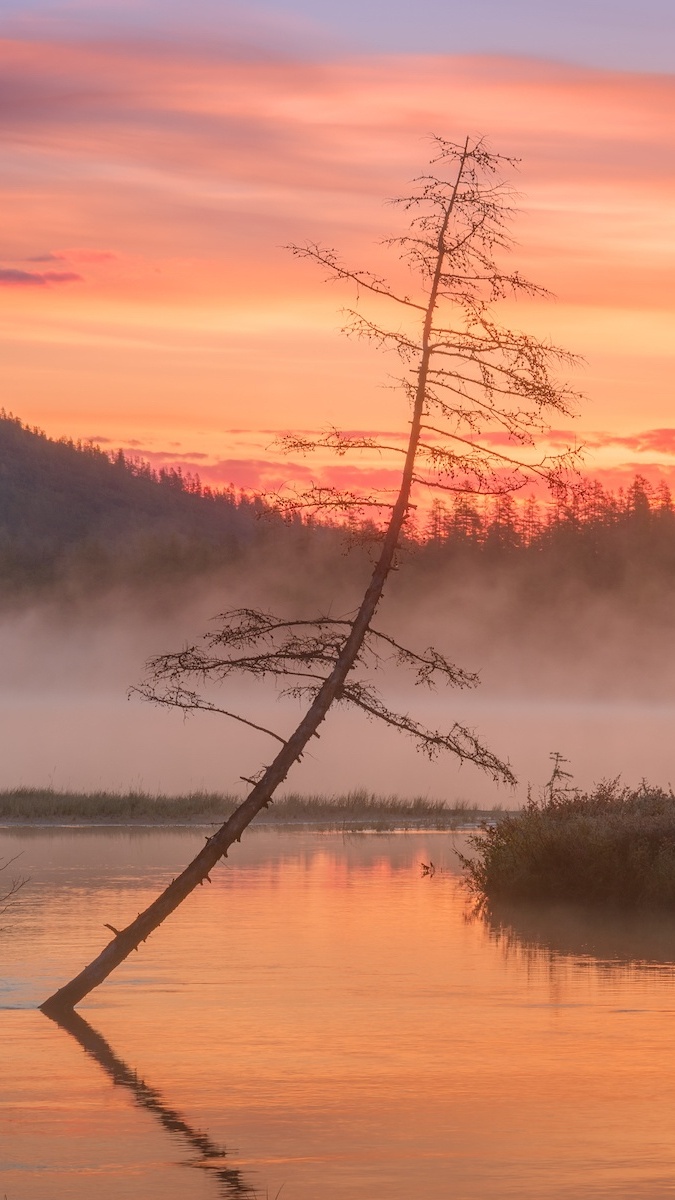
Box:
[0,786,499,831]
[463,781,675,907]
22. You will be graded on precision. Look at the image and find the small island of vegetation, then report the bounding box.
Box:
[464,761,675,908]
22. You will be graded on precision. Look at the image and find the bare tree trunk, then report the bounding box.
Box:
[39,146,468,1016]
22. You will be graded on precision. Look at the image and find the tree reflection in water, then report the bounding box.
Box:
[43,1008,258,1199]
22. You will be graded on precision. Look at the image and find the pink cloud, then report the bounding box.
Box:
[0,267,81,286]
[582,463,675,493]
[2,36,672,319]
[578,429,675,456]
[200,458,315,491]
[117,444,404,496]
[1,33,673,465]
[118,430,675,508]
[3,38,672,208]
[54,248,118,264]
[476,429,675,459]
[121,447,209,463]
[26,248,116,264]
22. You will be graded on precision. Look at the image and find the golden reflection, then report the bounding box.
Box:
[9,831,675,1198]
[43,1008,257,1199]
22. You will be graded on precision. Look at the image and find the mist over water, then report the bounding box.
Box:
[3,562,675,805]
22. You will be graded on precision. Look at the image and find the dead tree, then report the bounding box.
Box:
[41,136,582,1015]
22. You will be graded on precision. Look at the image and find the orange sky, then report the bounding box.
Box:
[2,35,674,496]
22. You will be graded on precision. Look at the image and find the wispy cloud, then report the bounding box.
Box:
[1,26,672,460]
[583,429,675,456]
[116,422,675,501]
[0,267,82,286]
[24,249,116,264]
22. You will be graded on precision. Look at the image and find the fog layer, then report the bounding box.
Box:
[3,566,674,806]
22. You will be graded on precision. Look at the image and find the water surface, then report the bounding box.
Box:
[3,828,675,1198]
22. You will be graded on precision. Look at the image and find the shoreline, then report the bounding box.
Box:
[0,790,508,831]
[0,816,495,831]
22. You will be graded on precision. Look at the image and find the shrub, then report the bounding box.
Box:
[462,775,675,907]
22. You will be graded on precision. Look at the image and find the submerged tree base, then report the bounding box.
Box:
[463,782,675,907]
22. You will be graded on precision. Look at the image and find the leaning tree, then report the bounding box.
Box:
[41,135,582,1015]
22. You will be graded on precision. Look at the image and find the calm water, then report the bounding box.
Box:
[4,828,675,1199]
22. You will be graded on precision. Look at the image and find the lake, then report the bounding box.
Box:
[3,827,675,1199]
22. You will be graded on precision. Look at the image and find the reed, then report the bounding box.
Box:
[463,778,675,906]
[0,786,493,830]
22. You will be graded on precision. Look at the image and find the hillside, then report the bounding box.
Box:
[0,412,319,598]
[3,411,675,611]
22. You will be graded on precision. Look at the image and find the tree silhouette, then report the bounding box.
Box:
[41,135,582,1015]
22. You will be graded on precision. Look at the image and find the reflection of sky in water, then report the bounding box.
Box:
[4,829,675,1198]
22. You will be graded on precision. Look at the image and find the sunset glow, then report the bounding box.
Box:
[5,8,675,1200]
[2,18,674,497]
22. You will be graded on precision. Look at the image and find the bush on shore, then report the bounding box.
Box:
[462,774,675,907]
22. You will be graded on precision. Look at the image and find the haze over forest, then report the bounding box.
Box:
[3,411,675,804]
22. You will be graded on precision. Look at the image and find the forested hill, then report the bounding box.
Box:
[0,413,314,597]
[3,410,675,607]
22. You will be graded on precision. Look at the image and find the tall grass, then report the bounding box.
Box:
[0,786,493,830]
[463,777,675,906]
